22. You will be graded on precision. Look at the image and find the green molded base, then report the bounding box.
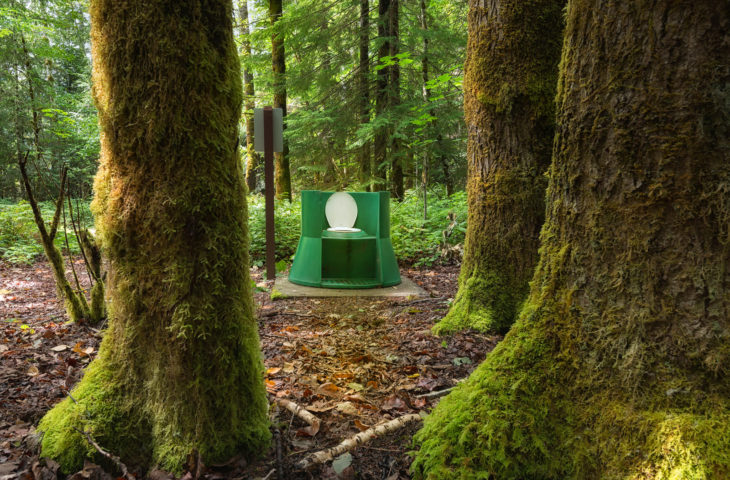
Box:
[289,190,401,289]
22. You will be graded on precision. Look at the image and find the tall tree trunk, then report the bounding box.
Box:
[239,0,260,193]
[38,0,270,473]
[270,0,292,201]
[358,0,371,191]
[388,0,403,200]
[414,1,730,478]
[373,0,390,191]
[433,0,562,334]
[420,0,429,217]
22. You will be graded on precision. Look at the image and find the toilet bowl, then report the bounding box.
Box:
[325,192,361,233]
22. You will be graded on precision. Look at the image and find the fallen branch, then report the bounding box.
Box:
[295,413,423,470]
[275,398,320,436]
[74,428,134,480]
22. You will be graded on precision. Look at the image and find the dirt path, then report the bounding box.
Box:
[1,260,499,480]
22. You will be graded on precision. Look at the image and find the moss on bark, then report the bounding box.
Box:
[38,0,270,473]
[433,0,563,335]
[414,1,730,478]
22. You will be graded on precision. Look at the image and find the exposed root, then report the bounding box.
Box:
[74,428,134,480]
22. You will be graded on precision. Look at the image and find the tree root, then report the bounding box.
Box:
[73,428,134,480]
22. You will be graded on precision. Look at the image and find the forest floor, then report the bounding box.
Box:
[0,258,500,480]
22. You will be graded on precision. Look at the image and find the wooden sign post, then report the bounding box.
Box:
[254,107,283,280]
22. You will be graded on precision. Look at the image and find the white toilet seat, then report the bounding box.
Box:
[325,192,361,233]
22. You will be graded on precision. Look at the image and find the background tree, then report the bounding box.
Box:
[0,0,98,199]
[413,1,730,477]
[38,0,270,472]
[357,0,371,190]
[432,0,563,334]
[245,0,468,198]
[238,0,261,193]
[270,0,292,200]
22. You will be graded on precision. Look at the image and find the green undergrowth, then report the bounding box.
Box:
[0,199,92,264]
[432,268,525,335]
[2,189,466,267]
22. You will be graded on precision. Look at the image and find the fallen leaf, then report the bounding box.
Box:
[335,401,358,415]
[381,394,408,412]
[452,356,472,366]
[283,362,296,373]
[27,365,40,376]
[353,419,370,431]
[265,367,282,376]
[51,345,68,352]
[346,382,364,391]
[319,382,340,396]
[332,452,352,475]
[307,401,335,412]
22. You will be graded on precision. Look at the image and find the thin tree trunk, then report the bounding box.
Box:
[420,0,429,217]
[239,0,260,193]
[415,1,730,478]
[358,0,371,191]
[388,0,403,200]
[433,0,562,334]
[270,0,292,201]
[38,0,270,472]
[374,0,390,191]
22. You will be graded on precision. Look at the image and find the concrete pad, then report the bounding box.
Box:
[273,275,426,298]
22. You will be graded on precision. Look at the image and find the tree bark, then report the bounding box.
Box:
[239,0,260,193]
[414,1,730,478]
[373,0,390,191]
[270,0,292,201]
[420,0,429,217]
[358,0,371,191]
[433,0,562,334]
[388,0,403,201]
[38,0,270,473]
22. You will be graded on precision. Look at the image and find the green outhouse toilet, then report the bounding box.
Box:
[289,190,401,289]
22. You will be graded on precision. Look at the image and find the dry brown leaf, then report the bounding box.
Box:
[335,401,358,415]
[353,419,370,431]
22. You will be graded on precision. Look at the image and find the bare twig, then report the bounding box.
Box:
[261,469,276,480]
[400,296,446,306]
[66,178,95,286]
[73,428,134,480]
[295,413,423,470]
[61,198,83,294]
[415,386,455,399]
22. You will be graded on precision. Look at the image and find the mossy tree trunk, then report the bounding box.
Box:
[433,0,563,334]
[270,0,292,201]
[239,0,260,193]
[414,1,730,478]
[38,0,270,473]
